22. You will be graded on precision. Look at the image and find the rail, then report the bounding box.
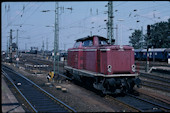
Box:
[2,64,76,112]
[2,70,38,112]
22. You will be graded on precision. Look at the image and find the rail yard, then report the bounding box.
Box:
[2,1,170,113]
[1,50,170,112]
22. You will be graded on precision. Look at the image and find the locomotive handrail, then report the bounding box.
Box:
[65,66,138,77]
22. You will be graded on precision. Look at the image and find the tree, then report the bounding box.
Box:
[147,20,170,48]
[129,29,143,49]
[129,18,170,48]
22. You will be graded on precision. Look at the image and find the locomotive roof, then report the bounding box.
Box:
[76,35,108,42]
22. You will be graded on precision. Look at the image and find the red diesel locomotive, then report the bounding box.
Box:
[64,35,140,94]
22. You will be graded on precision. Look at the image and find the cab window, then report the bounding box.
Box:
[99,39,108,45]
[74,41,81,48]
[82,40,93,47]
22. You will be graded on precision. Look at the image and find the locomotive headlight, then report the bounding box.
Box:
[132,64,136,72]
[107,65,112,72]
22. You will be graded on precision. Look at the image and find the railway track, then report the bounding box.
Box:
[135,60,170,67]
[135,90,170,109]
[6,54,170,112]
[23,56,170,93]
[107,93,170,112]
[135,60,170,71]
[2,64,76,112]
[139,72,170,93]
[3,62,170,112]
[13,55,170,92]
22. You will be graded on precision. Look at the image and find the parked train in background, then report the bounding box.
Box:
[30,47,38,54]
[134,48,170,62]
[64,35,140,95]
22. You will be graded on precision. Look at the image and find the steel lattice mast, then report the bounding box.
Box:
[54,2,59,77]
[107,1,113,44]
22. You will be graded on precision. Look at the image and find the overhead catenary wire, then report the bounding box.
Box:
[20,2,44,26]
[4,2,31,29]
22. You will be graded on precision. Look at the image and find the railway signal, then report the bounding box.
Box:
[146,24,151,72]
[147,25,151,37]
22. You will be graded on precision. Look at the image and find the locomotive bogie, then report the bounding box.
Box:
[65,65,139,94]
[93,77,137,94]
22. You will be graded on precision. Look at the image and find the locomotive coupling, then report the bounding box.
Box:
[134,77,141,88]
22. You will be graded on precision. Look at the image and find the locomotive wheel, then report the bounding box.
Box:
[65,70,73,79]
[100,90,106,97]
[119,78,133,94]
[127,78,135,93]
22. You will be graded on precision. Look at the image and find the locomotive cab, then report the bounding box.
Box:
[65,35,140,94]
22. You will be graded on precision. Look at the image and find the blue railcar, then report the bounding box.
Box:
[134,48,170,62]
[165,48,170,61]
[134,49,143,60]
[149,48,166,61]
[141,49,147,60]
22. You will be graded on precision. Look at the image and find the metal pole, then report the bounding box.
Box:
[42,40,44,56]
[106,22,108,39]
[54,2,59,78]
[25,43,27,53]
[56,2,59,77]
[152,46,155,62]
[146,25,150,72]
[16,29,19,67]
[6,36,8,57]
[53,3,56,77]
[116,24,118,45]
[120,23,122,47]
[108,1,113,44]
[9,29,12,63]
[141,26,143,48]
[146,47,149,72]
[107,3,109,40]
[46,38,48,51]
[90,31,92,36]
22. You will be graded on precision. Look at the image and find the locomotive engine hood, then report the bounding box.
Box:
[68,35,136,75]
[98,45,135,75]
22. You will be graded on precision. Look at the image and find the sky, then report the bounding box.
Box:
[1,1,170,51]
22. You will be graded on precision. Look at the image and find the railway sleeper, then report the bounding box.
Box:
[33,103,60,108]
